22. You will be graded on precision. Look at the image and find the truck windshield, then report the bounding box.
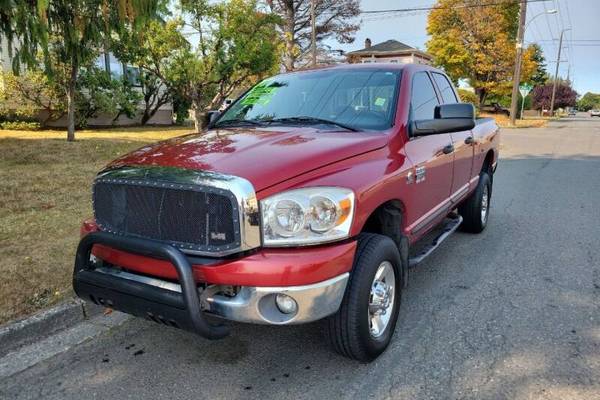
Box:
[216,69,401,131]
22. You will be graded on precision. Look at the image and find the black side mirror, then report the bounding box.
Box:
[411,103,475,137]
[206,110,221,128]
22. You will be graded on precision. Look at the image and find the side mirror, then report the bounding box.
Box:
[206,110,221,128]
[410,103,475,137]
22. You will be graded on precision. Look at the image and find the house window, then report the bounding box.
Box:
[107,53,123,79]
[94,52,141,87]
[95,54,108,72]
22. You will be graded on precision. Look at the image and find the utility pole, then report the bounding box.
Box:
[509,0,527,126]
[310,0,317,67]
[550,28,570,116]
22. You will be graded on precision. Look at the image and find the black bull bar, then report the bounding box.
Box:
[73,231,230,339]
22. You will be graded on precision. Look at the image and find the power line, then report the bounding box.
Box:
[530,12,545,44]
[542,2,557,41]
[535,39,600,42]
[530,9,547,46]
[358,0,551,15]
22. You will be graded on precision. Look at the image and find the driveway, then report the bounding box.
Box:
[2,115,599,400]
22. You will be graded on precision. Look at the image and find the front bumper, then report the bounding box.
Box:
[74,232,350,338]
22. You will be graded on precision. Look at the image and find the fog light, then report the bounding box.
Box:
[275,293,298,314]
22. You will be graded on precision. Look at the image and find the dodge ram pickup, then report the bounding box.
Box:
[74,63,499,362]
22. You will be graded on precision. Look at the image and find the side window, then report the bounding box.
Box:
[432,73,458,104]
[410,72,439,121]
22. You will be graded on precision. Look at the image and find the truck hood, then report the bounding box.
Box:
[108,127,389,192]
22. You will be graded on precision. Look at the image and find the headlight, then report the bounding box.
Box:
[261,187,354,246]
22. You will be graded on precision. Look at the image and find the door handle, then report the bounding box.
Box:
[442,144,454,154]
[465,136,475,145]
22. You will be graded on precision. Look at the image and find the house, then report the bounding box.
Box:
[347,39,433,65]
[0,36,173,126]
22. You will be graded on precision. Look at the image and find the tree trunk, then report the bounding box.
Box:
[192,100,206,133]
[283,2,295,72]
[66,62,77,142]
[475,88,487,107]
[141,94,169,126]
[141,108,151,125]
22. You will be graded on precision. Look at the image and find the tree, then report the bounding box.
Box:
[265,0,360,71]
[111,18,189,125]
[0,70,66,125]
[1,0,157,141]
[426,0,540,105]
[0,63,142,128]
[531,81,577,111]
[577,92,600,111]
[457,89,479,108]
[177,0,281,132]
[527,43,548,87]
[75,67,141,126]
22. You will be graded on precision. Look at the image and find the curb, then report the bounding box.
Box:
[0,298,103,358]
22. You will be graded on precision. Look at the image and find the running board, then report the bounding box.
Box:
[408,215,463,267]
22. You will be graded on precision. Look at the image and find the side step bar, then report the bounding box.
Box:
[409,215,463,268]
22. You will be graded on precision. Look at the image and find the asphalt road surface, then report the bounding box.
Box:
[2,115,600,400]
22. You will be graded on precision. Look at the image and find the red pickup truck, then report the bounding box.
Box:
[74,63,499,362]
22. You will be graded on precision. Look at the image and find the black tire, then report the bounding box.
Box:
[325,233,404,362]
[459,172,492,233]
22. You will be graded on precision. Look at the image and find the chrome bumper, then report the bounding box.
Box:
[96,267,349,325]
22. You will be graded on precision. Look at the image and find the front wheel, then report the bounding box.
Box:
[325,233,404,362]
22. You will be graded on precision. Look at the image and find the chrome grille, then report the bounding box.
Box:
[93,174,243,255]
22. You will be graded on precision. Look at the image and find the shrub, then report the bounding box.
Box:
[0,71,66,125]
[0,121,41,130]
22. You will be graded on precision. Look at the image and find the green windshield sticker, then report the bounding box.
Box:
[240,80,279,106]
[374,97,386,107]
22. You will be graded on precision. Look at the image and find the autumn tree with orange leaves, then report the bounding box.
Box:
[426,0,541,105]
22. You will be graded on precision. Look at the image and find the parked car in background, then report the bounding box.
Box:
[481,102,510,117]
[74,64,499,362]
[568,109,577,116]
[590,109,600,117]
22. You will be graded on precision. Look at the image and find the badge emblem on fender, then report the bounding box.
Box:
[415,166,426,183]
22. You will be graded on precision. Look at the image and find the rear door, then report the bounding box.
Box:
[432,72,475,203]
[403,71,454,237]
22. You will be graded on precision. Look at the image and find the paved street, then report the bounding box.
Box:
[2,115,600,400]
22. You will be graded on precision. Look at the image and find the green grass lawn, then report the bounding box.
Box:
[0,126,192,324]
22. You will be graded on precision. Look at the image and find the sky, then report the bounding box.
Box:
[323,0,600,95]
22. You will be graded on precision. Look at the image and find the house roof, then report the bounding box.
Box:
[347,39,433,60]
[351,40,414,54]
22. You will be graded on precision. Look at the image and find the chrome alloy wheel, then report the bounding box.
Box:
[481,184,489,225]
[368,261,396,338]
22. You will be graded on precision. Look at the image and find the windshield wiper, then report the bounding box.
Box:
[214,119,265,128]
[264,116,359,132]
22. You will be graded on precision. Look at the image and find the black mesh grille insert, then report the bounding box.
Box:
[93,180,240,253]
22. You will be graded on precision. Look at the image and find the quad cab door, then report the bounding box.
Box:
[403,71,454,239]
[431,72,475,203]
